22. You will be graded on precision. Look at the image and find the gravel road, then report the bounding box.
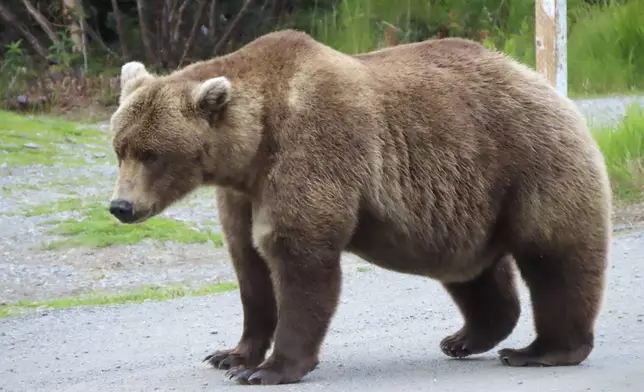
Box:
[1,230,643,392]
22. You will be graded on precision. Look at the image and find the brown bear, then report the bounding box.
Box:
[108,29,612,385]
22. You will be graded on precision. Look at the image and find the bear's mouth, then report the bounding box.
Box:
[109,201,160,225]
[130,214,152,224]
[129,203,162,224]
[126,210,153,224]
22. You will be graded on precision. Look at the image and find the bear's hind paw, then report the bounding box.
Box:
[498,342,592,367]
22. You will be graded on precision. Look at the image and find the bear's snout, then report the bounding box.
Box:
[109,199,135,223]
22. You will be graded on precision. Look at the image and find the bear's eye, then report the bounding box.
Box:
[140,151,158,164]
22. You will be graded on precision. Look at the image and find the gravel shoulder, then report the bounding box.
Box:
[1,230,643,392]
[1,95,644,304]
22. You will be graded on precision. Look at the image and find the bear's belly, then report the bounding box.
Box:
[346,214,499,283]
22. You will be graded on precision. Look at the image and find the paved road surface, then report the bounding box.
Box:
[1,230,643,392]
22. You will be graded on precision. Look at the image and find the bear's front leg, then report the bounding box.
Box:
[234,227,343,385]
[204,191,277,372]
[203,244,276,371]
[226,183,356,386]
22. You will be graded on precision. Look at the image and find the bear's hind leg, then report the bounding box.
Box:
[441,254,521,359]
[498,239,607,367]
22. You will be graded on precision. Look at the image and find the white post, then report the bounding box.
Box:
[535,0,567,97]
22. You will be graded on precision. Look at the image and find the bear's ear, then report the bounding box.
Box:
[119,61,153,103]
[193,77,232,114]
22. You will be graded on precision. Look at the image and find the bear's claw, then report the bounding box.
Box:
[440,333,472,358]
[223,358,319,385]
[225,365,255,382]
[230,368,290,385]
[440,328,504,359]
[203,349,244,370]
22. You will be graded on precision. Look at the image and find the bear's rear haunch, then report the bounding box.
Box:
[107,30,612,385]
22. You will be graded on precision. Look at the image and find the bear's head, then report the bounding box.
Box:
[108,61,260,224]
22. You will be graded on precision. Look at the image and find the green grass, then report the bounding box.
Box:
[2,175,106,198]
[593,103,644,202]
[307,0,434,54]
[15,196,224,249]
[0,109,111,166]
[304,0,644,97]
[40,202,224,249]
[568,0,644,96]
[23,197,101,217]
[0,282,238,318]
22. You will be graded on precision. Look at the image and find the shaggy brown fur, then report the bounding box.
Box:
[108,29,612,385]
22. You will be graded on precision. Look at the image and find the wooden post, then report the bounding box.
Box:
[535,0,567,97]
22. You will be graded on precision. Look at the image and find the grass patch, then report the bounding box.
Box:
[40,202,224,249]
[19,196,224,249]
[23,196,101,217]
[568,0,644,96]
[304,0,644,97]
[0,282,238,318]
[0,109,111,166]
[2,175,106,200]
[0,307,12,318]
[593,103,644,202]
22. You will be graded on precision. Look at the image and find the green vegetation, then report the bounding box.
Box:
[0,282,238,318]
[35,201,224,250]
[568,0,644,96]
[593,103,644,202]
[15,196,224,250]
[2,0,643,115]
[301,0,644,97]
[22,197,102,217]
[0,307,12,318]
[0,109,111,166]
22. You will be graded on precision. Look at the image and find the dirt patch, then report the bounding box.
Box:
[612,202,644,232]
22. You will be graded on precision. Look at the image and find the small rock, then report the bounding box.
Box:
[24,143,42,150]
[93,152,106,159]
[210,331,218,335]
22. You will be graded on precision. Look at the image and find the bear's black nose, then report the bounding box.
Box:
[109,199,134,223]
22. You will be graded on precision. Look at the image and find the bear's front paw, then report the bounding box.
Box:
[204,347,263,371]
[204,349,244,370]
[204,338,271,371]
[230,356,319,385]
[224,364,256,381]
